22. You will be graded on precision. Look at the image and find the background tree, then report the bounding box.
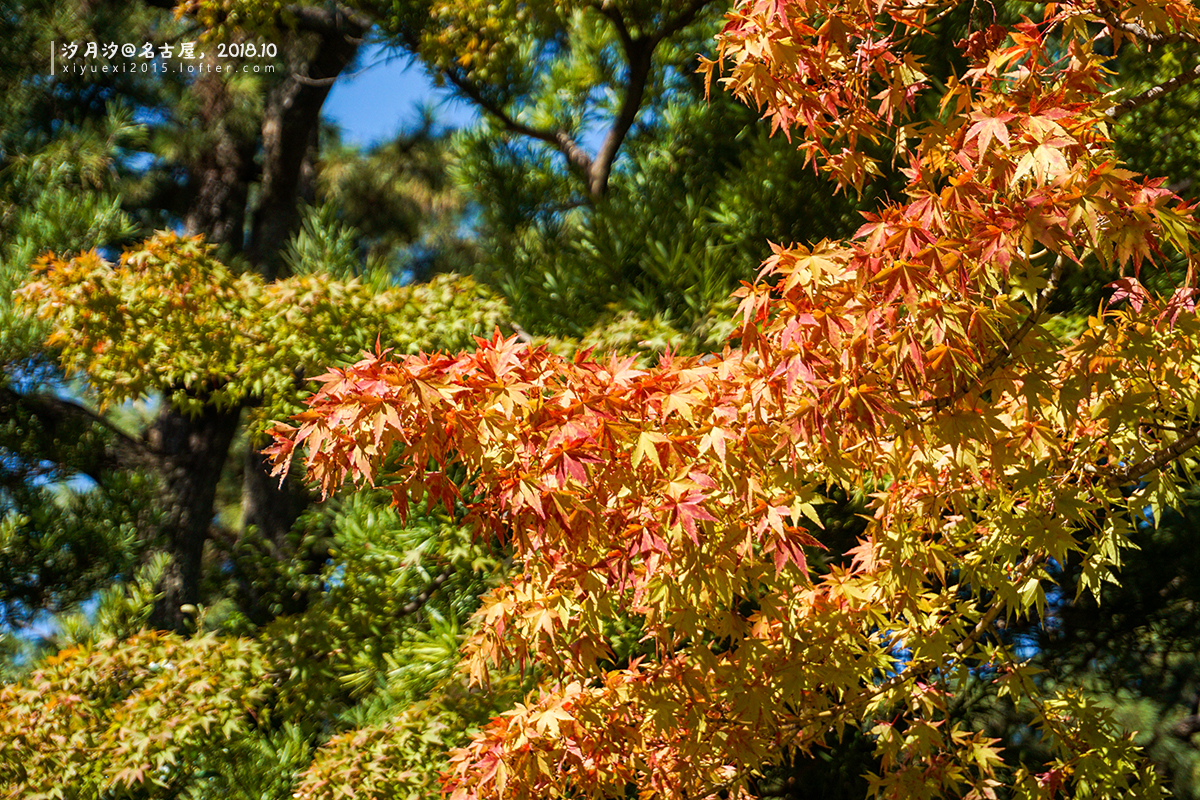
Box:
[0,0,504,634]
[0,1,516,794]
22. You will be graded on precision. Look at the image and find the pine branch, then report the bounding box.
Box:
[285,3,373,37]
[650,0,717,45]
[587,38,653,197]
[438,69,595,180]
[0,386,158,481]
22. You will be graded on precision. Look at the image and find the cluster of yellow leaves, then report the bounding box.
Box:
[0,632,265,800]
[15,232,510,421]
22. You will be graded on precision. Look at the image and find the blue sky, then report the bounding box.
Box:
[323,44,478,145]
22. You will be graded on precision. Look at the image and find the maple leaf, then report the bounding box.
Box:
[1107,277,1151,312]
[964,111,1015,158]
[1159,287,1200,328]
[663,490,719,545]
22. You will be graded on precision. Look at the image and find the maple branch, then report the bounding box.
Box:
[889,0,962,49]
[979,254,1067,372]
[1140,421,1198,433]
[1102,421,1200,487]
[853,555,1041,684]
[1109,60,1200,118]
[991,632,1083,755]
[1097,3,1200,47]
[925,254,1066,412]
[511,322,535,344]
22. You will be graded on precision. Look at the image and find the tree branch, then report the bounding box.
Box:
[246,4,369,278]
[0,386,157,481]
[284,3,374,37]
[1171,714,1200,740]
[925,254,1066,412]
[592,0,635,54]
[1109,60,1200,119]
[441,0,717,198]
[650,0,716,46]
[399,565,455,616]
[439,69,595,179]
[583,0,715,197]
[166,0,371,38]
[588,38,653,197]
[1097,3,1200,47]
[1103,422,1200,488]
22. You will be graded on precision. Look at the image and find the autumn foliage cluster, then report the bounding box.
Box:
[16,234,508,418]
[260,1,1200,798]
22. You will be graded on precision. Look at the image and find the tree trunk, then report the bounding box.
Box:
[235,446,314,624]
[231,12,368,620]
[247,20,365,279]
[146,402,241,632]
[182,71,258,251]
[21,4,371,632]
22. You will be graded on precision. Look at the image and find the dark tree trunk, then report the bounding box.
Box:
[18,3,372,632]
[247,17,365,279]
[230,10,368,620]
[182,71,258,251]
[150,15,365,628]
[235,446,313,624]
[145,401,241,632]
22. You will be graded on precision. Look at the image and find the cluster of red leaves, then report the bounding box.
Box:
[267,2,1200,798]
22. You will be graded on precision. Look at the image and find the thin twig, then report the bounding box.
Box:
[922,254,1066,413]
